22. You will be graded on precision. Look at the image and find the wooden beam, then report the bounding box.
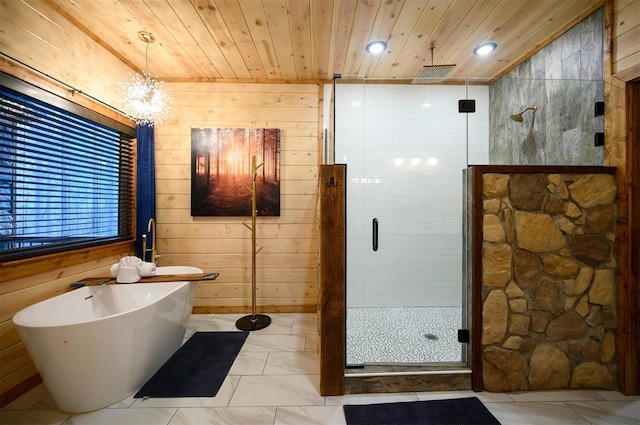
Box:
[604,0,640,395]
[471,166,484,391]
[318,164,346,396]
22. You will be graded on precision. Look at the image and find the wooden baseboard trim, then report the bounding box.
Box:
[192,305,317,314]
[345,371,472,394]
[0,373,42,408]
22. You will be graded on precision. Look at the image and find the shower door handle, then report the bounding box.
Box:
[372,218,378,251]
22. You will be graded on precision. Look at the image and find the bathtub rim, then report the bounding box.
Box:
[12,281,194,329]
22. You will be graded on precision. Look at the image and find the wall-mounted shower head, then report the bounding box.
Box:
[511,106,537,122]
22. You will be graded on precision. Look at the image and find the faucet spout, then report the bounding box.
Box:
[146,218,162,264]
[141,233,148,262]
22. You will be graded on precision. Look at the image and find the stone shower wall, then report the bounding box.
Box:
[479,170,617,392]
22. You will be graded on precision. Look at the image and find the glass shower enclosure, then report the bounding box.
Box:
[333,79,488,367]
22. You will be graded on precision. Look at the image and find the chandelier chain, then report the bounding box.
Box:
[144,42,149,75]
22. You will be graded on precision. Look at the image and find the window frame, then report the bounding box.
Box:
[0,72,137,276]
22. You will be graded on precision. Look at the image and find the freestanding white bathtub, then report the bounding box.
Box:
[12,278,200,413]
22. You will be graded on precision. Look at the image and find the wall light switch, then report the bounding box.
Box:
[595,132,604,147]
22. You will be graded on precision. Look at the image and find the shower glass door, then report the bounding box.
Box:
[335,79,488,366]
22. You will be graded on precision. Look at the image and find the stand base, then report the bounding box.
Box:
[236,314,271,331]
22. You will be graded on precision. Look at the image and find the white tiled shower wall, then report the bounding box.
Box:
[335,83,489,308]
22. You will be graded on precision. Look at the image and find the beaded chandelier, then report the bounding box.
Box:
[120,31,171,126]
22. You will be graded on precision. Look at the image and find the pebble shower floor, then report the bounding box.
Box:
[346,306,462,365]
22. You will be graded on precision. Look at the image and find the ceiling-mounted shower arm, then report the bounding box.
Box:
[413,43,456,83]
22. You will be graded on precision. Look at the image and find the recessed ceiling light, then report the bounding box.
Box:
[366,41,387,55]
[473,42,497,56]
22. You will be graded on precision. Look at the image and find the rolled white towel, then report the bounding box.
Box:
[137,261,157,277]
[110,263,119,278]
[117,266,141,283]
[118,256,143,268]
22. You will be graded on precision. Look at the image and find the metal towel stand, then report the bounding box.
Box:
[236,155,271,331]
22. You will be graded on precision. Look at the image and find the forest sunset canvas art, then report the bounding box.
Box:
[191,128,280,216]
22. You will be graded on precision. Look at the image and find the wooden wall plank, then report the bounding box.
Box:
[310,0,333,79]
[393,0,449,78]
[166,1,227,78]
[342,0,381,77]
[287,0,313,80]
[0,0,131,108]
[122,1,199,76]
[358,0,407,78]
[261,0,298,79]
[213,0,267,80]
[191,0,252,79]
[370,0,423,78]
[238,0,282,79]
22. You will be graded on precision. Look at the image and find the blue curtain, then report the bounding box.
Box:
[136,124,155,260]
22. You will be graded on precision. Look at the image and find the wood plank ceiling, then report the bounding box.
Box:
[48,0,603,83]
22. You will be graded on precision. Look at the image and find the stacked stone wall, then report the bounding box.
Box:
[481,173,617,391]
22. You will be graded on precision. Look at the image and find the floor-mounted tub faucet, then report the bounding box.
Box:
[142,233,148,262]
[146,218,162,264]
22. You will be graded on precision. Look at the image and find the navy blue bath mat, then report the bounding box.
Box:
[134,331,248,398]
[343,396,501,425]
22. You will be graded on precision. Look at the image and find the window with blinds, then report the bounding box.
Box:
[0,74,136,261]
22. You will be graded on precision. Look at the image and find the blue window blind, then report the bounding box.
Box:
[0,77,135,261]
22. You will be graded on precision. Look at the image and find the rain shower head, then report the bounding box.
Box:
[413,45,456,83]
[511,106,537,122]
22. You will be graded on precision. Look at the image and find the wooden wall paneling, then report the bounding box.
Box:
[437,0,504,78]
[167,2,227,78]
[319,165,346,396]
[324,0,356,77]
[1,343,33,384]
[610,0,640,80]
[0,0,132,109]
[287,0,313,80]
[310,0,333,80]
[155,82,320,313]
[370,1,425,78]
[395,1,448,78]
[604,0,640,395]
[147,15,210,77]
[0,372,40,408]
[260,0,298,80]
[90,2,165,71]
[18,0,602,82]
[613,0,640,68]
[341,0,379,77]
[359,0,405,79]
[408,0,493,74]
[238,1,281,79]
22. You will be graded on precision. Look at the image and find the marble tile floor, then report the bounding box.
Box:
[1,313,638,425]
